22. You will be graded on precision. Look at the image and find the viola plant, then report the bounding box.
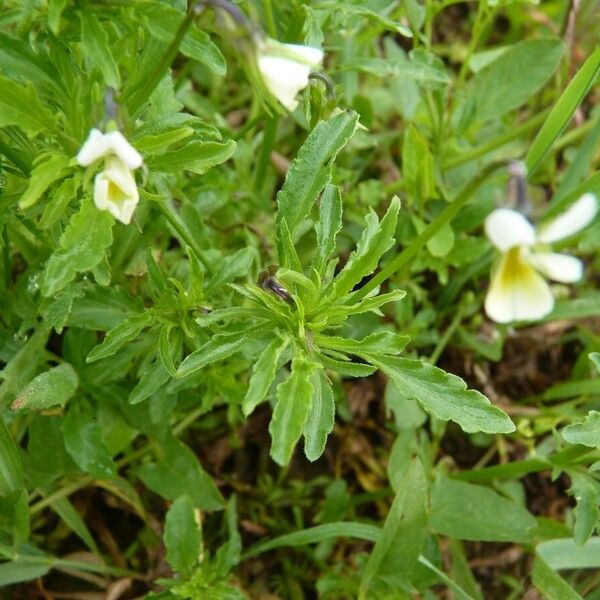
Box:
[1,1,600,599]
[485,193,598,323]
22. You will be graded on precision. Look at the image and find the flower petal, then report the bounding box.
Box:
[263,39,324,67]
[257,56,311,111]
[93,157,139,224]
[105,131,143,169]
[485,247,554,323]
[484,208,536,252]
[528,252,583,283]
[76,129,110,166]
[537,193,598,243]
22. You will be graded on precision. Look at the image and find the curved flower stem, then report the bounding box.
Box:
[350,161,506,304]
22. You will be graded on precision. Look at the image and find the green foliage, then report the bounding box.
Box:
[1,0,599,597]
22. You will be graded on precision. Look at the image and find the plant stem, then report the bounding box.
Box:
[428,303,466,364]
[253,116,278,192]
[351,161,505,303]
[155,198,214,274]
[125,11,195,118]
[442,109,549,170]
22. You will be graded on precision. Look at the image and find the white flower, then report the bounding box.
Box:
[484,193,597,323]
[76,128,143,169]
[257,39,324,111]
[93,156,139,225]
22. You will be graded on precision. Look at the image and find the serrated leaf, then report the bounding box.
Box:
[146,140,236,174]
[269,358,315,466]
[43,198,114,297]
[86,311,155,363]
[370,356,515,434]
[317,352,378,378]
[0,75,56,135]
[569,473,600,545]
[303,369,335,462]
[276,110,359,247]
[164,495,201,574]
[11,363,78,411]
[316,331,409,358]
[80,11,121,88]
[204,247,254,294]
[313,184,342,275]
[329,196,400,299]
[19,152,71,209]
[243,337,288,416]
[562,411,600,448]
[129,358,170,405]
[177,330,253,378]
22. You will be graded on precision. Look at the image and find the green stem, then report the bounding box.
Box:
[253,116,278,192]
[155,198,214,274]
[442,109,549,170]
[351,161,505,303]
[428,303,466,364]
[262,0,277,37]
[125,11,195,117]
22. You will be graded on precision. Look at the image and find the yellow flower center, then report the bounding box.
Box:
[498,246,532,285]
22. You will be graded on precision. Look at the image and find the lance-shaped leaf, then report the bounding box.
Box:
[19,152,71,209]
[164,495,201,575]
[276,110,359,248]
[86,311,156,363]
[0,420,24,495]
[243,337,289,416]
[269,358,315,466]
[313,184,343,276]
[303,369,335,462]
[328,196,400,299]
[80,11,121,88]
[370,356,515,434]
[360,458,427,594]
[11,363,78,411]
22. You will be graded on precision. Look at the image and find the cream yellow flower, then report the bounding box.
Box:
[484,193,597,323]
[76,128,143,224]
[257,39,324,111]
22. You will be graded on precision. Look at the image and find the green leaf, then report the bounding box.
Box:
[19,152,71,209]
[329,196,400,299]
[146,140,236,174]
[370,357,515,434]
[526,46,600,176]
[0,75,56,135]
[79,11,121,88]
[360,458,427,594]
[43,197,114,297]
[537,537,600,570]
[303,369,335,462]
[204,247,254,294]
[589,352,600,374]
[39,174,81,230]
[276,110,359,245]
[0,561,50,586]
[164,495,201,574]
[177,330,254,379]
[316,331,410,358]
[464,38,564,122]
[313,184,343,275]
[269,358,315,466]
[243,338,288,416]
[569,473,600,545]
[403,125,435,201]
[140,3,226,75]
[62,404,116,479]
[532,554,583,600]
[11,363,78,411]
[136,434,223,510]
[86,311,155,363]
[0,420,25,495]
[51,496,99,554]
[430,476,537,542]
[562,411,600,448]
[129,358,170,405]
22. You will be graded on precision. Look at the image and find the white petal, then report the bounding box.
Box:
[528,252,583,283]
[485,247,554,323]
[484,208,536,252]
[76,129,110,166]
[263,39,324,67]
[93,158,139,224]
[258,56,311,111]
[105,131,143,169]
[537,193,598,243]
